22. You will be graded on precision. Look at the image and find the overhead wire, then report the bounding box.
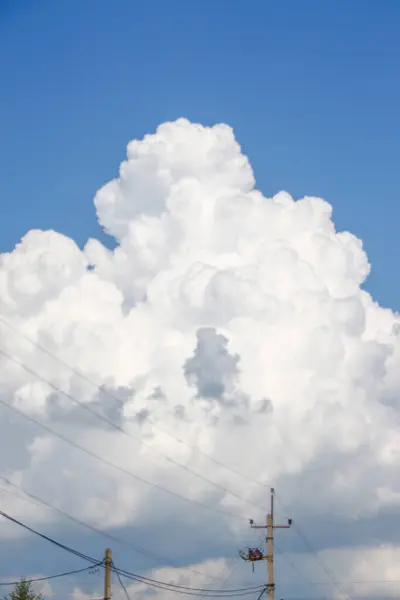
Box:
[0,316,269,488]
[0,566,102,587]
[0,475,224,583]
[0,509,98,565]
[0,376,343,600]
[0,321,307,593]
[0,316,357,598]
[273,494,352,600]
[124,567,264,596]
[0,467,383,598]
[254,588,267,600]
[0,471,277,598]
[1,472,308,594]
[189,485,271,600]
[110,567,264,597]
[274,540,316,590]
[0,371,245,522]
[112,563,265,593]
[113,562,132,600]
[0,371,325,598]
[191,557,240,600]
[0,343,264,516]
[0,509,265,597]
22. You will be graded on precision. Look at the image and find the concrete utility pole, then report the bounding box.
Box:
[250,488,292,600]
[104,548,112,600]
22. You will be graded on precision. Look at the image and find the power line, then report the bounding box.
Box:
[190,503,275,600]
[0,475,224,583]
[4,480,291,597]
[191,556,240,600]
[0,344,264,516]
[0,316,269,489]
[0,566,102,587]
[0,510,98,564]
[274,541,316,590]
[0,390,334,598]
[112,564,265,594]
[273,494,351,600]
[0,317,358,598]
[110,568,263,598]
[114,560,260,600]
[0,510,265,597]
[113,563,132,600]
[253,588,266,600]
[0,382,245,522]
[0,359,348,600]
[0,428,274,589]
[0,477,382,600]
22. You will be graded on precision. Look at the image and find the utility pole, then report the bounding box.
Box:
[104,548,112,600]
[249,489,292,600]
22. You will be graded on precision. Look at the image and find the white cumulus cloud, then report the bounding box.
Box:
[0,118,399,599]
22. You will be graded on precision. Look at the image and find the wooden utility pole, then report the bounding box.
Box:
[104,548,112,600]
[250,488,292,600]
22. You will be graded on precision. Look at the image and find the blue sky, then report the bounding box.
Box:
[1,0,399,309]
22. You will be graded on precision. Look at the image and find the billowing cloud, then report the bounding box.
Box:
[0,118,399,599]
